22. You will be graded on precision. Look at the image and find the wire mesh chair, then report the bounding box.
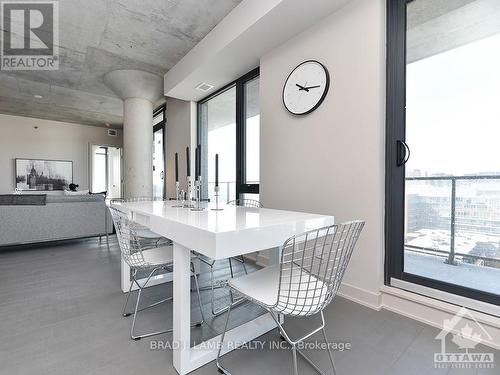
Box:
[110,206,205,340]
[195,199,263,316]
[226,199,262,208]
[216,220,365,375]
[111,197,172,247]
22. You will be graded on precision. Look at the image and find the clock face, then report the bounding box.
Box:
[283,60,330,115]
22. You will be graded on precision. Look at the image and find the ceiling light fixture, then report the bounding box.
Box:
[33,94,43,99]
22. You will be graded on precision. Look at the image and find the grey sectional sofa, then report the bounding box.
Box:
[0,194,113,246]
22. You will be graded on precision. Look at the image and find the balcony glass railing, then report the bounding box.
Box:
[207,181,236,203]
[206,181,260,203]
[405,175,500,270]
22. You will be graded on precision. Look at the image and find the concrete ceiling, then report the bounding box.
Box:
[407,0,500,63]
[0,0,242,127]
[164,0,352,101]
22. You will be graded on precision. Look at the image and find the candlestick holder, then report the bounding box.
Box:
[172,181,183,207]
[184,177,194,208]
[191,178,204,211]
[211,185,223,211]
[179,189,186,206]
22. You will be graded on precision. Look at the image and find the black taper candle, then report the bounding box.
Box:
[175,152,179,182]
[186,146,190,177]
[215,154,219,187]
[197,144,201,179]
[195,145,199,181]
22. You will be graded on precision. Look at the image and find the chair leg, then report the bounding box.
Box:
[196,258,233,316]
[191,262,205,325]
[291,344,299,375]
[270,310,328,375]
[122,273,135,317]
[130,267,173,340]
[321,314,337,375]
[228,257,235,278]
[238,256,248,275]
[123,270,172,317]
[211,263,246,317]
[216,302,234,374]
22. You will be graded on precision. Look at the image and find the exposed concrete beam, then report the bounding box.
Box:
[408,0,500,63]
[164,0,352,101]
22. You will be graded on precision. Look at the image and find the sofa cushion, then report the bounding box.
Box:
[0,194,47,206]
[46,194,104,203]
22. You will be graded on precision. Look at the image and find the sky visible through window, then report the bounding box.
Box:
[206,115,260,183]
[406,32,500,177]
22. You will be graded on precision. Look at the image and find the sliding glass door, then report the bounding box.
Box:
[386,0,500,305]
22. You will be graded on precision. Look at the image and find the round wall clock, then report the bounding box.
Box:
[282,60,330,115]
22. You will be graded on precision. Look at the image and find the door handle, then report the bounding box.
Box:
[397,140,410,166]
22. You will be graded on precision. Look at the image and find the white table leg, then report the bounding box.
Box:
[170,243,279,374]
[269,245,282,266]
[173,242,191,375]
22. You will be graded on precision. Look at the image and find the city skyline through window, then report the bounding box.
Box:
[403,26,500,297]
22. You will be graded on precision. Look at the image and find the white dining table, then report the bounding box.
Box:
[112,200,335,375]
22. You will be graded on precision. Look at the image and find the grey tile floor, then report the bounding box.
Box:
[0,237,498,375]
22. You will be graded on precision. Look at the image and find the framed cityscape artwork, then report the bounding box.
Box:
[15,158,73,191]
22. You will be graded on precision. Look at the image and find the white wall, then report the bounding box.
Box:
[260,0,386,304]
[165,97,197,199]
[0,114,123,194]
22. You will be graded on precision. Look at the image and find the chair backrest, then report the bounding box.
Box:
[227,199,263,208]
[126,196,163,202]
[109,197,162,204]
[109,206,147,268]
[274,220,365,316]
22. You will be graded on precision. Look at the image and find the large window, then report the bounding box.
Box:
[153,105,166,200]
[386,0,500,305]
[198,69,260,202]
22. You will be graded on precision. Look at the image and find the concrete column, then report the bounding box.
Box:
[123,98,153,198]
[104,70,163,199]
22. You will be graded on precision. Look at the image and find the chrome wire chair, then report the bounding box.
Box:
[226,198,262,208]
[111,197,172,248]
[110,206,205,340]
[216,220,365,375]
[195,199,263,316]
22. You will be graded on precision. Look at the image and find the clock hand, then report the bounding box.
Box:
[295,83,309,92]
[304,85,321,90]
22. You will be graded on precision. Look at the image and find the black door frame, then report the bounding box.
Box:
[197,67,260,200]
[385,0,500,306]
